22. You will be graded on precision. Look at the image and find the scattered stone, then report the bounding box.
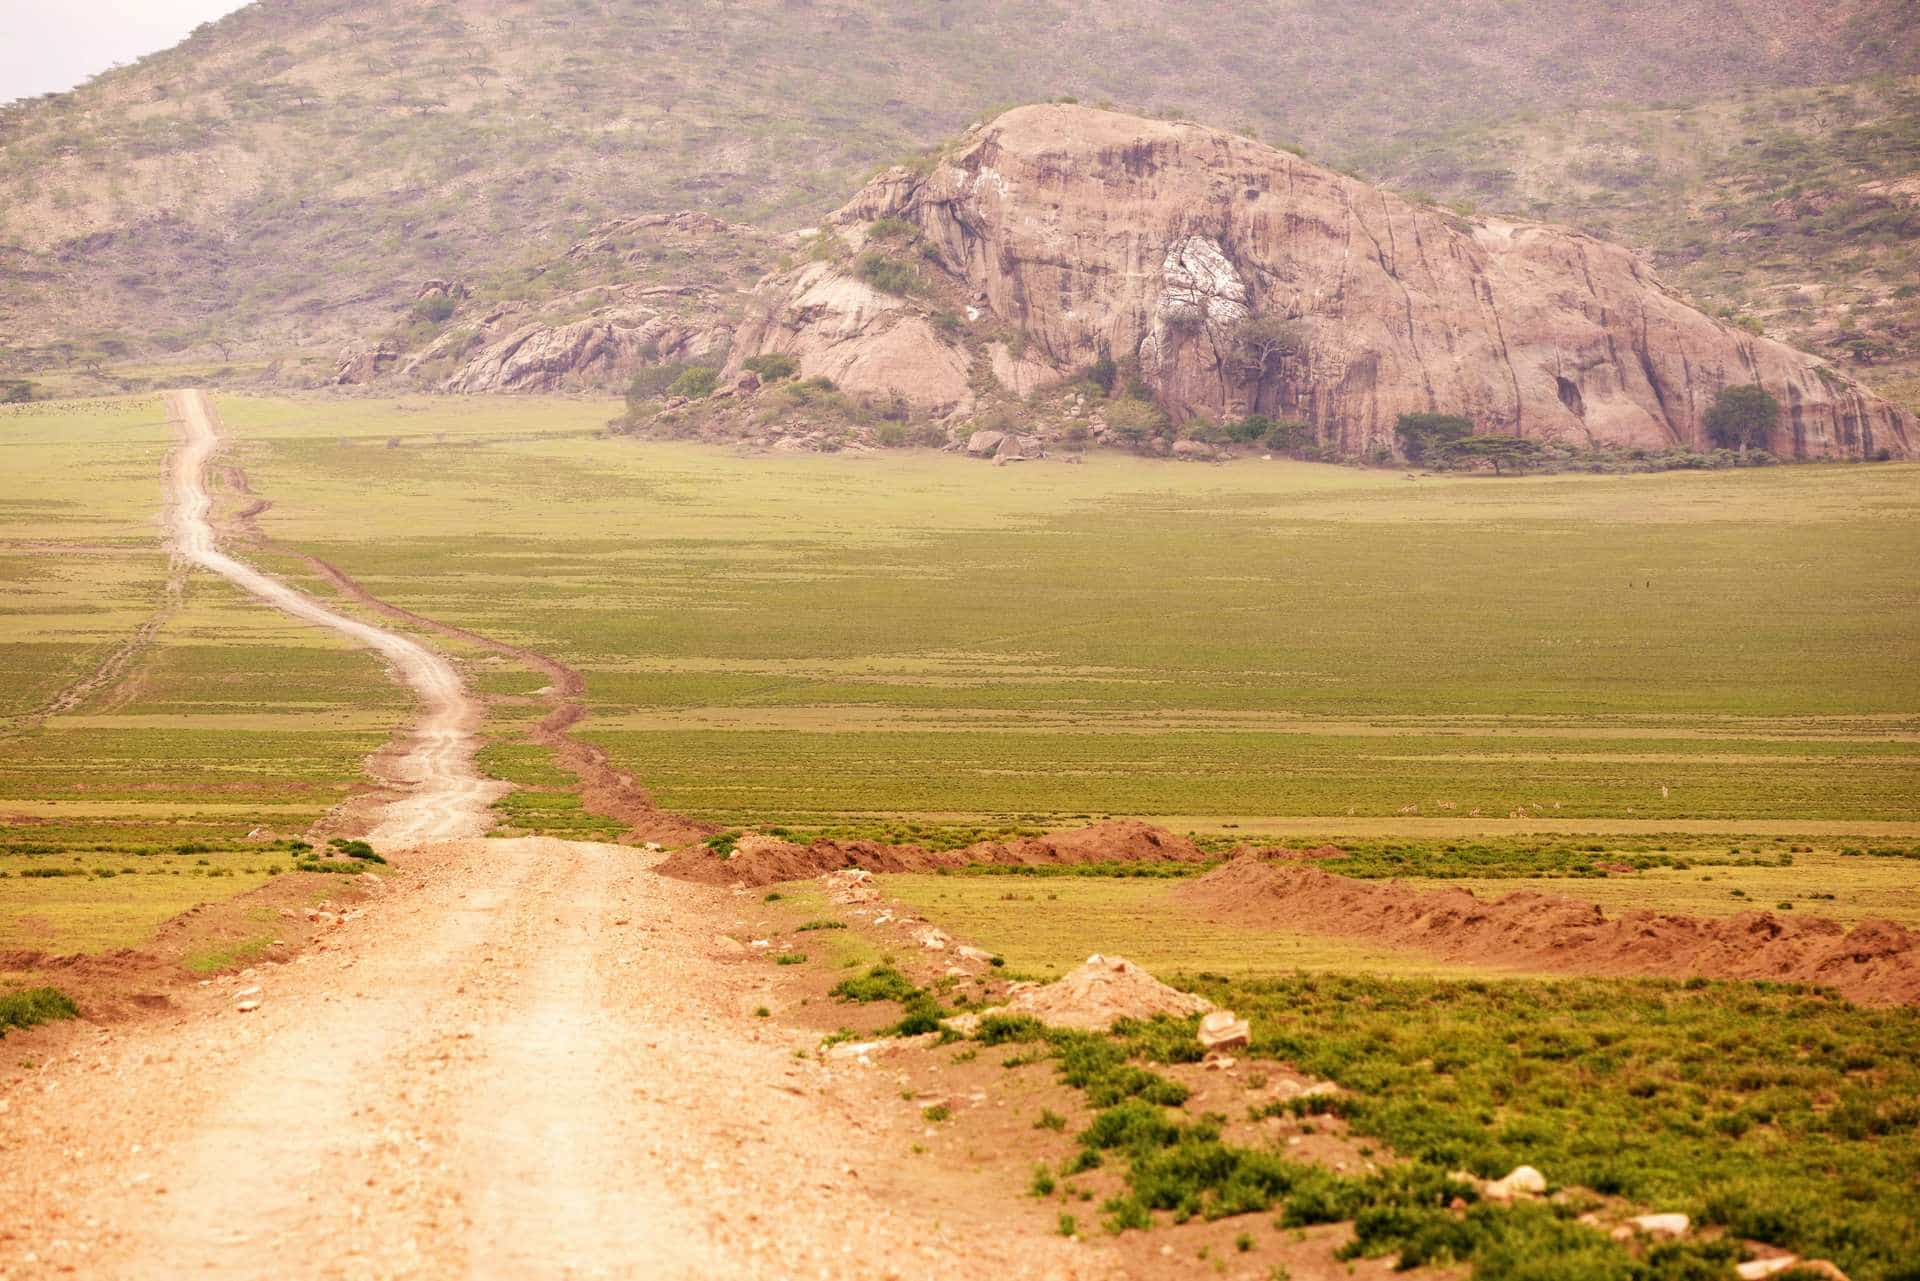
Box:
[1203,1054,1236,1071]
[1197,1009,1250,1051]
[1483,1165,1547,1202]
[948,954,1212,1032]
[1736,1260,1802,1281]
[825,1032,940,1061]
[234,1000,261,1014]
[1628,1213,1690,1239]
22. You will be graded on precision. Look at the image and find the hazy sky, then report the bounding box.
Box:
[1,0,251,104]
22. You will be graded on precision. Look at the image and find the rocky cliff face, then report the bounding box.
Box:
[733,106,1913,460]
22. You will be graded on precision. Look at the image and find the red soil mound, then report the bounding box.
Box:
[1176,858,1920,1007]
[657,819,1209,886]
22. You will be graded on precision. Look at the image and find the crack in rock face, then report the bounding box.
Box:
[1141,235,1248,376]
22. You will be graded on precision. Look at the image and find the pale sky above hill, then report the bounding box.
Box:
[1,0,250,104]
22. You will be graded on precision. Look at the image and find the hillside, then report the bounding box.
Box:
[1373,74,1920,406]
[1,0,1917,387]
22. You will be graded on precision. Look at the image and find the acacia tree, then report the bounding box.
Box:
[1441,435,1544,475]
[1703,384,1781,453]
[1227,314,1304,383]
[1394,412,1473,462]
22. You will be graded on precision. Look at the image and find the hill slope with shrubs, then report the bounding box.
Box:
[1,0,1917,388]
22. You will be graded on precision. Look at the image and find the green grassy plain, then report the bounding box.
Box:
[0,395,401,942]
[211,394,1920,834]
[838,861,1920,1278]
[0,848,283,953]
[881,873,1532,979]
[7,391,1920,960]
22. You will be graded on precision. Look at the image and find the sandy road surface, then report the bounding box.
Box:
[0,392,1100,1280]
[1,841,1100,1280]
[165,389,503,844]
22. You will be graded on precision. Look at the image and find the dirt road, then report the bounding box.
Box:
[165,389,503,844]
[2,839,1097,1279]
[0,392,1097,1280]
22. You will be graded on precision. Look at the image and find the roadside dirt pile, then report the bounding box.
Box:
[1178,858,1920,1006]
[952,954,1215,1032]
[658,819,1209,887]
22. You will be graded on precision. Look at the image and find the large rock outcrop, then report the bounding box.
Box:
[435,309,726,394]
[734,105,1912,460]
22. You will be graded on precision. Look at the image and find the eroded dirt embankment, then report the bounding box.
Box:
[1178,857,1920,1007]
[659,819,1213,886]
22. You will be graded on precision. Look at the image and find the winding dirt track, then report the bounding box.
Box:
[0,391,1098,1280]
[167,390,504,845]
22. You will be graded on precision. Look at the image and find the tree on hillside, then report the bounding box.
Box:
[1703,384,1781,453]
[1227,315,1304,383]
[1394,412,1474,462]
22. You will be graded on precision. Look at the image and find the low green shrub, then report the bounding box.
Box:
[0,986,79,1035]
[743,353,798,382]
[668,366,720,398]
[830,964,918,1004]
[854,252,919,296]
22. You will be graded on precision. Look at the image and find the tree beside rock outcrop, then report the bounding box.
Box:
[1705,384,1783,453]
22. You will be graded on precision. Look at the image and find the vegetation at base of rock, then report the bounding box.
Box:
[988,975,1920,1280]
[741,354,798,382]
[1394,413,1475,462]
[1706,384,1786,452]
[667,367,720,399]
[0,986,79,1035]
